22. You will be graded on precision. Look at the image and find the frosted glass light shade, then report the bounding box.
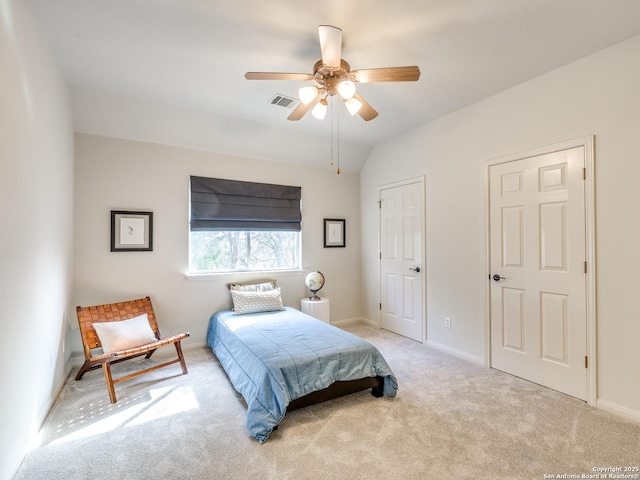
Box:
[345,97,362,116]
[312,99,328,119]
[337,80,356,99]
[299,86,319,105]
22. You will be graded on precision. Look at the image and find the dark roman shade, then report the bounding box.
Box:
[190,176,302,232]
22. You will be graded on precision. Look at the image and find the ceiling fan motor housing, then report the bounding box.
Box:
[313,59,352,95]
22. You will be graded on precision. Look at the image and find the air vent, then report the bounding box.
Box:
[269,94,299,109]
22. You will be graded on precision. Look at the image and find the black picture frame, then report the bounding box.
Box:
[323,218,345,248]
[110,210,153,252]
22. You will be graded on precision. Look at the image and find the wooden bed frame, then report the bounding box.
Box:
[288,375,384,411]
[208,304,396,441]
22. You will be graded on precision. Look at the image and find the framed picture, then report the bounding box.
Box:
[110,210,153,252]
[324,218,345,248]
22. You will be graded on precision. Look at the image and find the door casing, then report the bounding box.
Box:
[483,136,596,405]
[378,176,426,343]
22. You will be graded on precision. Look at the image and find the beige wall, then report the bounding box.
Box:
[360,35,640,420]
[71,133,362,353]
[0,0,74,478]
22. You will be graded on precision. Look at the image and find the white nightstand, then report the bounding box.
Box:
[300,297,330,324]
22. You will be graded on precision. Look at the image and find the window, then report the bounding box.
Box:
[190,230,299,272]
[189,176,301,273]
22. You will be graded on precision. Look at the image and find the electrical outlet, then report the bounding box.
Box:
[445,317,451,328]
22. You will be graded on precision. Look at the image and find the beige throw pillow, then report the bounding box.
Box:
[93,313,157,353]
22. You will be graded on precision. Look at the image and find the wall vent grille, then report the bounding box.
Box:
[269,94,299,109]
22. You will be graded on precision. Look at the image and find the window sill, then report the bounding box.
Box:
[184,269,307,282]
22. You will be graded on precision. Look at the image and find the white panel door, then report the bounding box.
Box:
[380,180,424,342]
[489,147,587,400]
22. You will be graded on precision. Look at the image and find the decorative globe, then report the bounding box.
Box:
[305,271,325,300]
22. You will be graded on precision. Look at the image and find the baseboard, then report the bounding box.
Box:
[357,318,379,328]
[331,317,375,328]
[69,351,84,367]
[6,361,74,480]
[597,399,640,425]
[184,341,207,351]
[8,340,208,480]
[428,344,640,426]
[426,339,485,366]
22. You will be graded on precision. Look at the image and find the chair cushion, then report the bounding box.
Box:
[93,313,158,353]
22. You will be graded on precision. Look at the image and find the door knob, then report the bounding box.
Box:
[492,274,505,282]
[410,266,421,273]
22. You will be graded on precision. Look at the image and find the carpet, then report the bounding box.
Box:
[13,324,640,479]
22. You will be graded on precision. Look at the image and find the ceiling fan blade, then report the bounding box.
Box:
[318,25,342,69]
[245,72,314,81]
[287,91,323,121]
[351,66,421,83]
[353,92,378,121]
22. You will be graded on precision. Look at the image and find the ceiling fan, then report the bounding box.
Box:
[245,25,420,122]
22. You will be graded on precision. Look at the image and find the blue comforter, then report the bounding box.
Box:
[206,307,397,443]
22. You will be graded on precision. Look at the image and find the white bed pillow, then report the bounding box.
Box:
[93,313,158,353]
[231,287,285,315]
[229,280,277,292]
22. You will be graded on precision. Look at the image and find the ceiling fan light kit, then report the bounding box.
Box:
[312,98,328,120]
[245,25,420,122]
[337,80,356,100]
[245,25,420,173]
[299,86,319,105]
[344,97,362,116]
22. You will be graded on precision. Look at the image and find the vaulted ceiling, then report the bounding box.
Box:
[28,0,640,171]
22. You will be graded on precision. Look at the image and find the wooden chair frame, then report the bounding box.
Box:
[75,296,189,403]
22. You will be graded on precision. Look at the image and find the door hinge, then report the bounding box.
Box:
[583,167,587,180]
[377,200,382,209]
[379,252,382,260]
[584,261,587,274]
[379,303,382,310]
[585,356,588,368]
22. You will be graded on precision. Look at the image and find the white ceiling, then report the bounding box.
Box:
[27,0,640,170]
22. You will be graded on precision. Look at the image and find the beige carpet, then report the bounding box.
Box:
[13,324,640,480]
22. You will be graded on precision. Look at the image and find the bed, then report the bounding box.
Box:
[206,303,398,443]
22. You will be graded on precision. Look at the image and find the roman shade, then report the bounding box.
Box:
[190,176,302,231]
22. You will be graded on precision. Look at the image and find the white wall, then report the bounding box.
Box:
[70,85,374,174]
[4,7,638,479]
[360,35,640,419]
[0,1,74,478]
[72,133,362,354]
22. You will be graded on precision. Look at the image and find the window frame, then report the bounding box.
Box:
[188,176,302,275]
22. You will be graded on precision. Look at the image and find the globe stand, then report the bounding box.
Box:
[305,271,325,302]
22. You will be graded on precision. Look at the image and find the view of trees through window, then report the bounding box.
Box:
[190,230,300,272]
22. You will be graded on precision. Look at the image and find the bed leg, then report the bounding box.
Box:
[371,376,384,398]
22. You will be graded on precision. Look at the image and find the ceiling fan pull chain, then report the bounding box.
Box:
[336,101,340,174]
[330,95,334,168]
